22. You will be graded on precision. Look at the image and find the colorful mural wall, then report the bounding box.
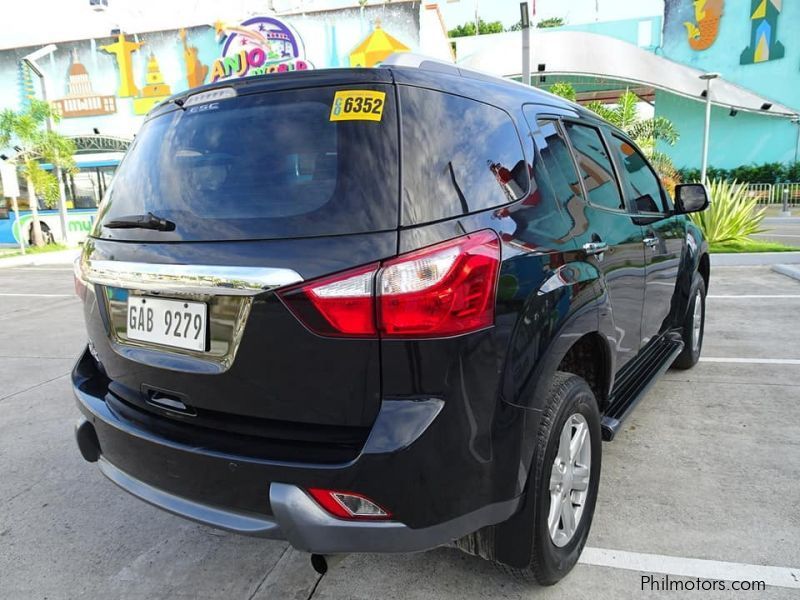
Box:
[739,0,785,64]
[211,16,311,81]
[660,0,800,168]
[683,0,724,51]
[0,3,424,139]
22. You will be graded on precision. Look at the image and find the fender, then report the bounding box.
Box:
[669,216,709,329]
[500,252,603,413]
[484,252,613,568]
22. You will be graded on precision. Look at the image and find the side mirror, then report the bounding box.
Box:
[674,183,709,214]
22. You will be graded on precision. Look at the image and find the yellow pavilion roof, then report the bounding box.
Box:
[349,26,410,68]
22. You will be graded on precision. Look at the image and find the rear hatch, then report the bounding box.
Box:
[82,73,399,461]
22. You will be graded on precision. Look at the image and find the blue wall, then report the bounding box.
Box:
[657,0,800,170]
[542,6,800,170]
[656,91,799,169]
[662,0,800,111]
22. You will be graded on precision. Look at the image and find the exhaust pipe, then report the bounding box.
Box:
[310,553,347,575]
[75,418,101,462]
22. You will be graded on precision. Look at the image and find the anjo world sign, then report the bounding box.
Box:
[210,16,313,82]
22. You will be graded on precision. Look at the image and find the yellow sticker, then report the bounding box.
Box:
[330,90,386,122]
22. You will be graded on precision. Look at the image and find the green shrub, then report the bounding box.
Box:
[689,179,766,244]
[679,162,800,184]
[548,82,576,102]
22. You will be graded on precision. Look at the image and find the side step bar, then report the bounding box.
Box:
[601,334,684,441]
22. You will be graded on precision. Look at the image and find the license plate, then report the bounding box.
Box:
[127,296,208,352]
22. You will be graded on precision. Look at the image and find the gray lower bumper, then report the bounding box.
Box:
[96,454,520,554]
[98,457,282,537]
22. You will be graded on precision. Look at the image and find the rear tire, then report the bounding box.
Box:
[495,372,601,585]
[672,274,706,370]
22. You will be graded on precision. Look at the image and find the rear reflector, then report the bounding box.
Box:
[278,230,501,339]
[307,488,391,520]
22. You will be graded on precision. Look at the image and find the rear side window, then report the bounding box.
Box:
[400,87,529,225]
[531,118,584,213]
[94,85,398,241]
[609,135,668,213]
[562,122,625,212]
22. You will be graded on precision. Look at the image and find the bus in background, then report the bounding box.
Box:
[0,137,126,247]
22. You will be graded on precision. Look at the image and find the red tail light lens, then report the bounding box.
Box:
[279,263,379,337]
[307,488,391,520]
[278,230,501,339]
[379,230,500,337]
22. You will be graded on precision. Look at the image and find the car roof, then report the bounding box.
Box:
[151,63,598,123]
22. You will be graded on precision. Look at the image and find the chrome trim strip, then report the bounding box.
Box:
[82,258,303,296]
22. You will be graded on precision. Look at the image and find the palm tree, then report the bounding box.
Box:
[0,99,76,246]
[586,91,680,187]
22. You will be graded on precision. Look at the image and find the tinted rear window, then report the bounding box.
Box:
[94,85,398,241]
[399,86,529,225]
[562,122,624,212]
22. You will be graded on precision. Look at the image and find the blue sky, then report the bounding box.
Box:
[438,0,664,29]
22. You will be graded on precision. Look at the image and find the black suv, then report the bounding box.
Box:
[73,55,709,584]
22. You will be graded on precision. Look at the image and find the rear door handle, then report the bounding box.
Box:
[643,236,659,248]
[582,241,608,256]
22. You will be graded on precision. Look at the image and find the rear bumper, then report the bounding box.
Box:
[86,444,516,553]
[73,348,523,554]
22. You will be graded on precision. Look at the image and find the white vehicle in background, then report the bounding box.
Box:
[1,153,118,247]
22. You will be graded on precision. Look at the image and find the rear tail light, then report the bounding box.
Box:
[74,257,89,300]
[278,230,500,339]
[307,488,391,520]
[379,231,500,337]
[279,263,379,337]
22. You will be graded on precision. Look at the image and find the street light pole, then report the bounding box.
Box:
[22,44,69,245]
[699,72,719,183]
[520,2,530,87]
[793,116,800,165]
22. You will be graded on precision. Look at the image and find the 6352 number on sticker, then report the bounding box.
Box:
[330,90,386,122]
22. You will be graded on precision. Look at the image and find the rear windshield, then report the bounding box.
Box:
[93,85,398,241]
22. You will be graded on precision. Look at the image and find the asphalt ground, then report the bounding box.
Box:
[0,264,798,599]
[753,218,800,247]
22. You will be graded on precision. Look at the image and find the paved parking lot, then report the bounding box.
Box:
[0,264,798,599]
[754,218,800,247]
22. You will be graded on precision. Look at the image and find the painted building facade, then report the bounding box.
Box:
[454,2,799,171]
[0,1,451,245]
[0,1,449,140]
[657,0,800,169]
[550,2,800,169]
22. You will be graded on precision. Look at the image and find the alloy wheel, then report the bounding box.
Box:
[692,289,703,353]
[548,413,591,547]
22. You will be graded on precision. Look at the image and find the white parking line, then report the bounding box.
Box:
[753,233,800,238]
[0,293,73,298]
[708,294,800,299]
[700,357,800,365]
[580,547,800,589]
